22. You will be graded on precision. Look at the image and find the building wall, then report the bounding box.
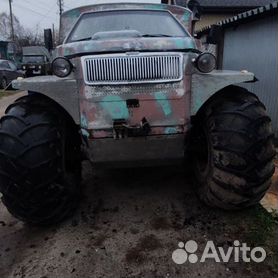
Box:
[196,13,235,30]
[222,14,278,137]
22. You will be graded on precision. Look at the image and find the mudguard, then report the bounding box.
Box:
[12,76,80,124]
[191,70,255,115]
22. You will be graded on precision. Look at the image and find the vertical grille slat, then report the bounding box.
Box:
[82,53,182,85]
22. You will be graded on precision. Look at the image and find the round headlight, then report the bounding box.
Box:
[194,53,216,73]
[52,57,73,78]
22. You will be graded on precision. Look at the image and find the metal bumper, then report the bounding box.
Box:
[88,134,185,167]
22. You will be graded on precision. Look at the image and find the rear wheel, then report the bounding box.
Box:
[192,86,275,209]
[0,95,81,225]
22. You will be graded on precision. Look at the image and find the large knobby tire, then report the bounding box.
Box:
[0,95,81,225]
[192,86,275,210]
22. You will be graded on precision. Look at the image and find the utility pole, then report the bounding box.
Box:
[57,0,64,16]
[57,0,64,41]
[8,0,15,41]
[52,23,55,47]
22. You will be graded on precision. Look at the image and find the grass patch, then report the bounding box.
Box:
[0,90,17,99]
[233,205,278,274]
[245,206,277,245]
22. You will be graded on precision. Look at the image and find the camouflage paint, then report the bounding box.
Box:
[81,129,90,138]
[81,112,89,128]
[71,51,194,139]
[164,127,178,134]
[11,2,257,164]
[155,92,172,116]
[100,95,129,119]
[56,37,196,57]
[57,3,196,143]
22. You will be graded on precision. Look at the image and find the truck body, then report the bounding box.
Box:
[1,1,273,224]
[14,3,255,165]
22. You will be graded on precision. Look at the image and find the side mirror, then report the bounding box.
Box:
[207,25,223,44]
[44,29,53,51]
[187,0,202,20]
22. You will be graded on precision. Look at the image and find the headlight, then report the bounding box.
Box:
[52,57,73,78]
[22,66,26,70]
[193,53,216,73]
[39,65,42,69]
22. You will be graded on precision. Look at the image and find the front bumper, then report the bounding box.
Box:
[88,134,185,167]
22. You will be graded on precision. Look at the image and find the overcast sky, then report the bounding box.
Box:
[1,0,162,31]
[0,0,94,30]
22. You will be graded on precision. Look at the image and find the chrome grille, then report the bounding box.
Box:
[82,53,183,85]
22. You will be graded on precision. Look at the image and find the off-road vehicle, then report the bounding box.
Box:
[0,1,275,225]
[21,46,52,77]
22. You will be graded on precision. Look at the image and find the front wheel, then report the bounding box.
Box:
[0,95,81,225]
[192,86,275,210]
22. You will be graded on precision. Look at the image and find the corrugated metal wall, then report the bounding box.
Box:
[222,14,278,137]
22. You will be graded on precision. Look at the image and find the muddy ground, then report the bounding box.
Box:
[0,92,277,278]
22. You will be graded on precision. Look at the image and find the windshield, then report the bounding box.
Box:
[22,56,45,64]
[67,10,188,42]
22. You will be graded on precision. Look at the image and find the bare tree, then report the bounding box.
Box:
[0,12,44,46]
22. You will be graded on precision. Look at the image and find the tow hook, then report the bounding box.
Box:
[113,117,151,139]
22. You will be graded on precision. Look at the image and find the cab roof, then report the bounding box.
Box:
[60,2,192,42]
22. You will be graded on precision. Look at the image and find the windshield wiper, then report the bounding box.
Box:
[141,34,172,37]
[71,37,92,42]
[71,34,172,42]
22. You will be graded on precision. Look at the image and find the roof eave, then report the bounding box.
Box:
[196,1,278,35]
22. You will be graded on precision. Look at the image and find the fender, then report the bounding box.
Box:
[191,70,255,115]
[12,76,80,124]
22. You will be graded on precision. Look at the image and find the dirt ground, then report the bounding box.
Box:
[0,91,27,115]
[0,92,277,278]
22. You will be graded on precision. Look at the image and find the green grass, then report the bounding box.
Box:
[233,205,278,274]
[0,90,17,99]
[248,206,278,274]
[245,206,277,244]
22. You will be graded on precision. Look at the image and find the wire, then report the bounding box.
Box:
[13,2,57,20]
[36,3,58,25]
[36,0,56,9]
[22,0,51,11]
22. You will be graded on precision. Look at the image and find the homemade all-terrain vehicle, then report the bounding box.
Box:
[0,1,275,225]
